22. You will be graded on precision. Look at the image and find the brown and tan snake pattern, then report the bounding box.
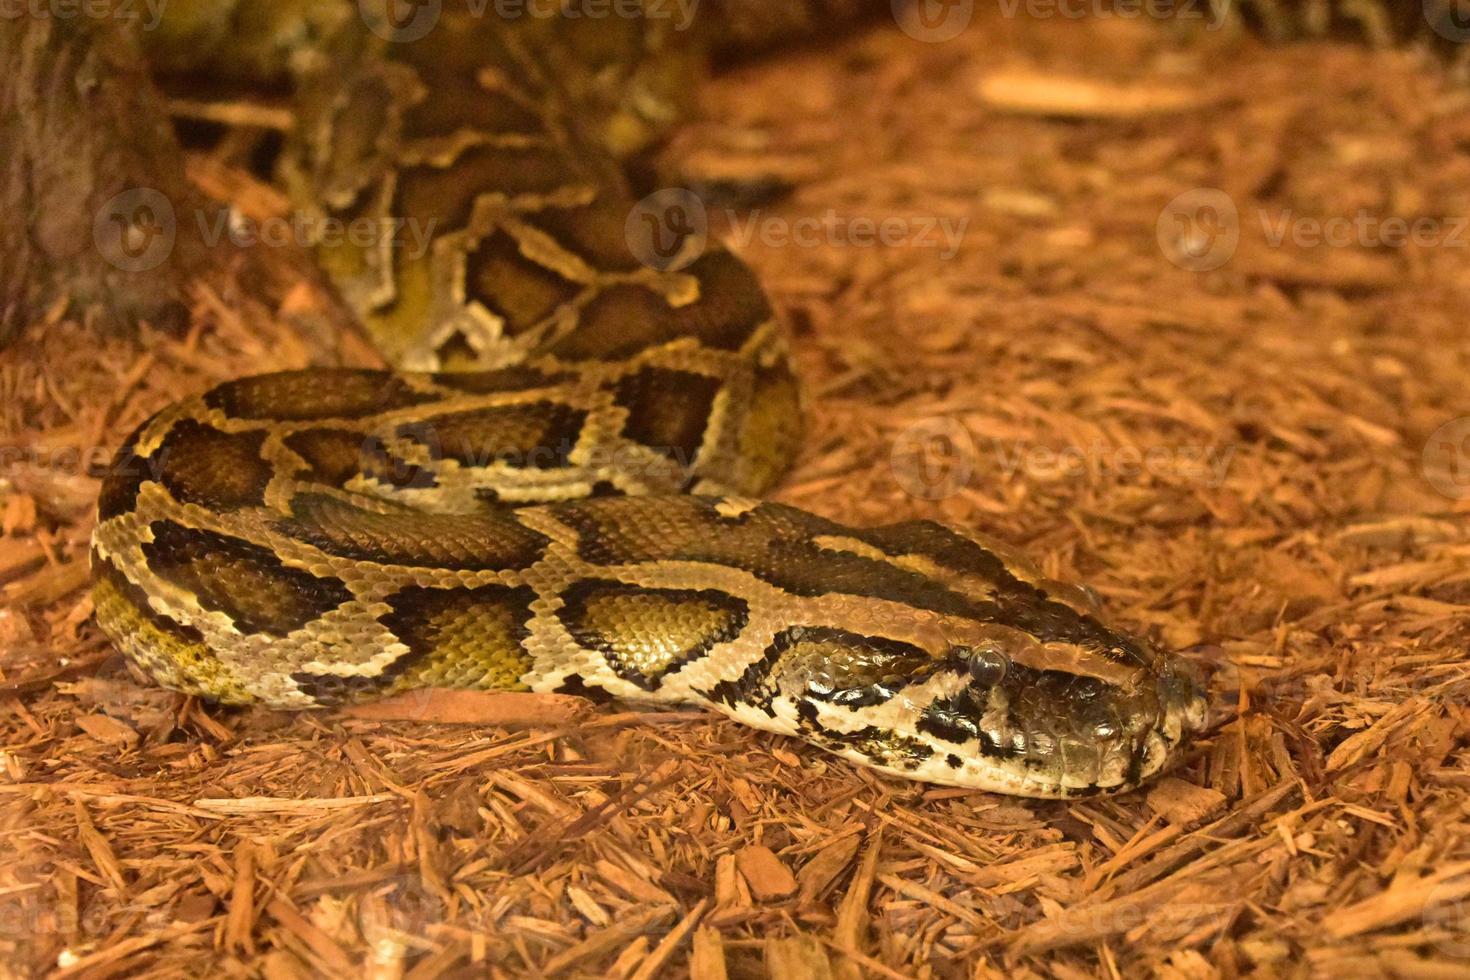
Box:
[93,0,1470,795]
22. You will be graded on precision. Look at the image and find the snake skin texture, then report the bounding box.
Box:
[125,0,1470,796]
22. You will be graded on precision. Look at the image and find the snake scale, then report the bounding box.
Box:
[91,0,1467,797]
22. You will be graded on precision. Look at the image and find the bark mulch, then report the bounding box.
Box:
[2,7,1469,977]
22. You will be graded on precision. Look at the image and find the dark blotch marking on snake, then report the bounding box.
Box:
[794,700,935,771]
[142,521,353,636]
[364,583,538,692]
[860,520,1155,666]
[284,428,373,487]
[204,369,435,421]
[409,402,588,469]
[96,420,152,521]
[557,579,749,691]
[613,367,724,464]
[154,420,273,512]
[274,493,550,571]
[460,229,584,336]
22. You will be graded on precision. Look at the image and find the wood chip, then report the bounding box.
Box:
[73,713,140,748]
[8,9,1469,977]
[1146,777,1229,826]
[767,934,834,980]
[338,690,594,725]
[977,70,1215,118]
[735,845,798,902]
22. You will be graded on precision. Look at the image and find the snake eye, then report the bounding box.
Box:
[962,645,1009,687]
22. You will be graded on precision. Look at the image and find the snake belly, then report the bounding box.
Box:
[91,1,1209,797]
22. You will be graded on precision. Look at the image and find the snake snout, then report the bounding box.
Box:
[1156,656,1210,736]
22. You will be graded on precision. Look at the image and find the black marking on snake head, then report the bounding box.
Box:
[917,689,1021,761]
[795,700,934,771]
[773,626,938,710]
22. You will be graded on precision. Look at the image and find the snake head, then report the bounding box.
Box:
[767,517,1211,798]
[923,632,1211,797]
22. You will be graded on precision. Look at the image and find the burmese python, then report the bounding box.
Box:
[94,0,1454,797]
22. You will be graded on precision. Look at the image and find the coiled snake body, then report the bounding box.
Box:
[91,0,1214,797]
